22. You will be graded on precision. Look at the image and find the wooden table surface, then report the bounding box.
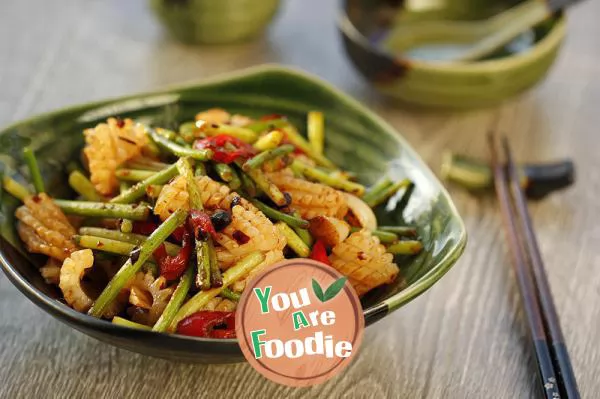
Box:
[1,0,599,397]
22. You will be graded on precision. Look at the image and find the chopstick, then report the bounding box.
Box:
[502,138,580,398]
[488,134,580,399]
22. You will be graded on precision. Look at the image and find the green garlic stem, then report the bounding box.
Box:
[115,169,158,182]
[23,147,45,193]
[292,160,365,196]
[377,226,418,237]
[276,222,310,257]
[281,125,335,169]
[307,111,324,155]
[2,176,31,202]
[253,130,284,151]
[201,123,257,143]
[363,178,411,208]
[74,235,137,255]
[241,166,287,206]
[350,227,399,243]
[365,177,393,199]
[69,171,103,201]
[243,144,294,171]
[54,200,150,220]
[125,159,170,172]
[152,265,194,332]
[112,316,152,330]
[239,169,257,197]
[245,119,288,134]
[220,288,241,302]
[214,163,234,182]
[250,199,309,229]
[387,240,423,255]
[110,163,178,204]
[149,128,213,161]
[78,227,180,254]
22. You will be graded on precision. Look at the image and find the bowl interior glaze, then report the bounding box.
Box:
[339,0,565,108]
[0,65,466,362]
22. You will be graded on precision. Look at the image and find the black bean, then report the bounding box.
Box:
[210,209,232,232]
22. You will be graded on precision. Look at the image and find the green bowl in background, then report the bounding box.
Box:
[149,0,280,44]
[339,0,566,108]
[0,66,466,362]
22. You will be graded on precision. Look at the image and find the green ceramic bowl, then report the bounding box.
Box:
[0,65,466,362]
[339,0,566,108]
[149,0,280,44]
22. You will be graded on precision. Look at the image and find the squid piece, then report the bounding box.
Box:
[229,114,253,127]
[59,249,95,312]
[201,297,237,312]
[195,108,231,125]
[329,230,399,296]
[16,193,77,261]
[59,249,126,317]
[83,117,148,195]
[40,258,61,285]
[267,170,348,219]
[128,272,174,326]
[154,175,234,220]
[215,204,286,268]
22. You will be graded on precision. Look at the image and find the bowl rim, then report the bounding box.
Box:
[0,64,467,344]
[337,11,566,74]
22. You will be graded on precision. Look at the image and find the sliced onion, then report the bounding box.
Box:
[344,193,377,231]
[129,286,153,309]
[309,216,351,247]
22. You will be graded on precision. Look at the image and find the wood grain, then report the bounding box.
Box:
[1,0,599,397]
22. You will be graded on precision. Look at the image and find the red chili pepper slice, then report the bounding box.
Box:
[188,209,217,241]
[232,230,250,245]
[194,134,256,164]
[292,146,305,155]
[176,311,236,338]
[279,131,304,155]
[154,228,193,281]
[309,240,331,266]
[133,221,186,243]
[171,225,186,242]
[260,114,286,121]
[210,329,237,339]
[132,221,158,236]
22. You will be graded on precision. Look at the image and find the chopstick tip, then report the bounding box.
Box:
[501,135,510,152]
[501,136,516,169]
[487,131,500,164]
[487,130,496,144]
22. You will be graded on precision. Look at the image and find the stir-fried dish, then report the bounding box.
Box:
[2,109,422,338]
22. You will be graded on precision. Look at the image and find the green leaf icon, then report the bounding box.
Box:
[323,277,348,302]
[312,279,325,302]
[312,277,348,303]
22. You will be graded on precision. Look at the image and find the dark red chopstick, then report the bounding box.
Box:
[502,137,580,398]
[488,134,578,398]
